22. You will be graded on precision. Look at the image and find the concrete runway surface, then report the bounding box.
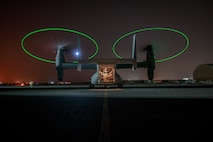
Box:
[0,85,213,141]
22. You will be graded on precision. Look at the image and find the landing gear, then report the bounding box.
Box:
[104,85,110,88]
[89,84,95,88]
[117,84,123,88]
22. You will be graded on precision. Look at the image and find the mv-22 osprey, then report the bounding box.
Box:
[55,34,155,88]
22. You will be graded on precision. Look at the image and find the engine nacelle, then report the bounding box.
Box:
[55,47,65,81]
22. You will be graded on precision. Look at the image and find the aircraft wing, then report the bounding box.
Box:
[61,58,145,70]
[62,63,97,70]
[116,61,147,69]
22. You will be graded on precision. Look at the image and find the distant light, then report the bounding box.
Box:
[182,77,189,81]
[75,51,79,56]
[21,83,25,86]
[48,81,55,84]
[29,81,34,86]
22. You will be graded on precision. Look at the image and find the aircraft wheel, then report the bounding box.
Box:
[89,84,95,88]
[104,85,110,89]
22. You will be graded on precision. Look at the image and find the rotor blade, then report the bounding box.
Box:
[77,34,81,59]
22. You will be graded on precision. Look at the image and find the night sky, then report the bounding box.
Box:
[1,0,212,83]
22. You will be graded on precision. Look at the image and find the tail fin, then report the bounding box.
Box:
[132,34,137,71]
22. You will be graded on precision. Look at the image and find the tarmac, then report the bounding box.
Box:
[0,83,213,141]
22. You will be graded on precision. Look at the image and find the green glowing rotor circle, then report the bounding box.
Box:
[112,27,190,63]
[21,27,99,64]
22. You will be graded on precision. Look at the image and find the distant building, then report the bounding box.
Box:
[193,64,213,81]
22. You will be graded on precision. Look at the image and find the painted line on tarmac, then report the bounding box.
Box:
[99,91,110,142]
